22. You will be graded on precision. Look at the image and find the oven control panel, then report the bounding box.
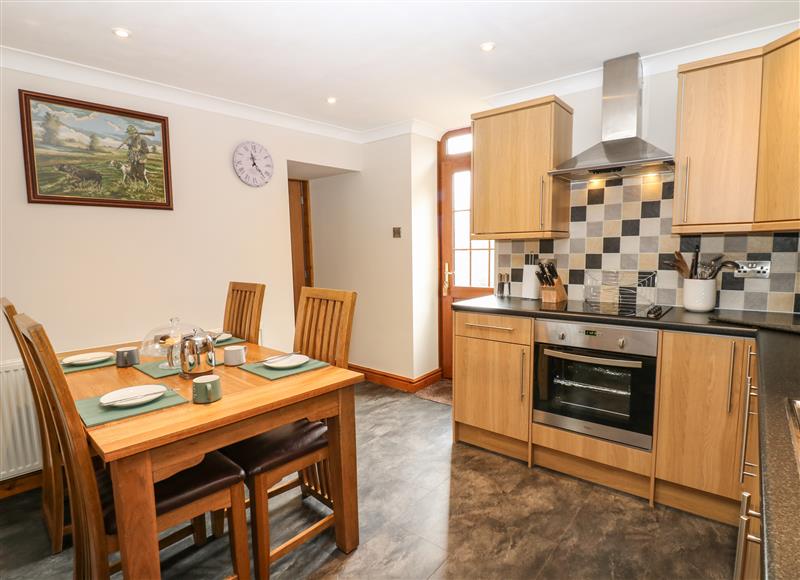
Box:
[534,319,658,358]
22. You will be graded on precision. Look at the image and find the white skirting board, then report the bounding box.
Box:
[0,361,42,480]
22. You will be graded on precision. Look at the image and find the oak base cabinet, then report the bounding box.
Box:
[655,332,748,499]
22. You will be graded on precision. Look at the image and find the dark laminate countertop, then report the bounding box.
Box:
[756,330,800,580]
[453,295,800,579]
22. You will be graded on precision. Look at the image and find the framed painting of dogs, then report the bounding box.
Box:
[19,90,173,210]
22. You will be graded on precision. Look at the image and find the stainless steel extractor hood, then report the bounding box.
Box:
[550,53,674,181]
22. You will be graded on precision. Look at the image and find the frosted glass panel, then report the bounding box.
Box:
[453,171,471,211]
[471,239,489,249]
[454,211,470,250]
[454,250,470,286]
[446,133,473,155]
[471,250,489,287]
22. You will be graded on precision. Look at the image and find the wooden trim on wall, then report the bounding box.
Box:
[348,364,442,393]
[0,470,42,500]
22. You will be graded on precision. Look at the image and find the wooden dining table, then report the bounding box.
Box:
[62,341,364,579]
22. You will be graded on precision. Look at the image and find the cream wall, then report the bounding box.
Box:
[310,134,440,379]
[0,67,362,361]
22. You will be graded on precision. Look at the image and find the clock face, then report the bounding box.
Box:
[233,141,273,187]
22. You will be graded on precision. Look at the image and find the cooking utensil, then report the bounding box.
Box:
[689,245,700,279]
[538,263,552,286]
[671,251,690,278]
[545,261,559,281]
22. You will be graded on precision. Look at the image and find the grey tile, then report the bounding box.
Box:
[723,235,748,252]
[498,254,510,268]
[657,288,677,306]
[639,236,659,253]
[701,235,725,254]
[660,217,673,235]
[586,221,604,237]
[623,185,641,202]
[570,238,586,253]
[621,253,639,270]
[770,273,796,292]
[604,203,621,220]
[719,290,745,310]
[511,240,524,253]
[744,292,768,311]
[771,252,798,274]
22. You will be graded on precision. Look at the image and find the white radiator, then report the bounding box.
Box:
[0,361,43,480]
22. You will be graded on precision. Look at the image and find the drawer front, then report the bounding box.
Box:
[454,312,532,345]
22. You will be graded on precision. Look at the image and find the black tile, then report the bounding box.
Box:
[571,206,587,222]
[721,272,745,291]
[641,201,661,218]
[621,219,640,236]
[658,253,675,271]
[679,235,702,252]
[511,268,523,282]
[588,189,605,205]
[661,181,674,199]
[773,233,799,252]
[603,237,620,253]
[605,178,623,187]
[794,293,800,314]
[638,271,657,287]
[746,253,771,261]
[586,254,602,269]
[539,239,554,254]
[569,270,585,285]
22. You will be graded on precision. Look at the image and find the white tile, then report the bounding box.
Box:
[568,284,584,301]
[621,237,639,253]
[586,204,604,222]
[604,186,623,204]
[640,218,661,237]
[744,278,770,293]
[658,270,679,289]
[554,238,570,254]
[602,253,621,270]
[569,221,587,238]
[700,235,725,253]
[719,290,744,310]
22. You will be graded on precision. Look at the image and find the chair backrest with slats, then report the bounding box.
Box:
[1,299,61,490]
[15,314,109,578]
[293,287,357,368]
[223,282,266,344]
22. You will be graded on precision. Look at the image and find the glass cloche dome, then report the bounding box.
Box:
[140,317,198,360]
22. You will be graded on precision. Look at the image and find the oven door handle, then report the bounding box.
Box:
[543,348,643,369]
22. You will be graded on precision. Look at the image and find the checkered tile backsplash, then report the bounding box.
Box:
[495,173,800,313]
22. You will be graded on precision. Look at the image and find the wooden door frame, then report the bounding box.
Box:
[438,127,491,378]
[288,179,314,314]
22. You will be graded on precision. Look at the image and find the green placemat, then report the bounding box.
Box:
[61,358,117,374]
[133,360,181,379]
[240,359,328,381]
[76,388,188,427]
[215,337,246,347]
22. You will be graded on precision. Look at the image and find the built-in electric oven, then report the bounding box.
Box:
[533,319,658,450]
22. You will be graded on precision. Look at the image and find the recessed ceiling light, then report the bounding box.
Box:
[112,27,131,38]
[327,97,337,104]
[480,41,496,52]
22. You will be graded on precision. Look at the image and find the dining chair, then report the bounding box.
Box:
[2,298,68,554]
[223,282,266,344]
[15,313,253,579]
[220,286,357,579]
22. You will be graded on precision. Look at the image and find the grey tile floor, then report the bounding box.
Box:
[0,382,736,579]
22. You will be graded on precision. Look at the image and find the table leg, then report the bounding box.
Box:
[328,386,359,553]
[110,452,160,579]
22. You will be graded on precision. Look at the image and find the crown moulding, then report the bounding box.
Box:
[0,45,445,145]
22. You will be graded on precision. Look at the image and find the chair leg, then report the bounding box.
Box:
[211,509,226,538]
[192,515,207,546]
[249,474,270,580]
[228,484,251,580]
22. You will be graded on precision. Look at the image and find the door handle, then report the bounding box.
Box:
[726,340,736,414]
[520,349,526,401]
[682,156,691,223]
[539,176,545,229]
[543,348,643,369]
[442,262,455,296]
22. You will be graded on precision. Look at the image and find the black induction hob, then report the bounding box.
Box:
[576,301,672,320]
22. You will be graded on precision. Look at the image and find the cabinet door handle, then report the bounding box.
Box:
[734,493,762,580]
[726,340,736,414]
[464,322,514,332]
[682,156,691,223]
[738,380,755,483]
[539,176,545,229]
[520,349,526,401]
[746,347,757,384]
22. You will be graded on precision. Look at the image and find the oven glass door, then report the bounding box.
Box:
[534,343,656,439]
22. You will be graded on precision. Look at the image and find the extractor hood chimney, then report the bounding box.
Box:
[549,53,674,181]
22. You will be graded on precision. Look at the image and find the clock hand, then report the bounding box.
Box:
[250,153,257,167]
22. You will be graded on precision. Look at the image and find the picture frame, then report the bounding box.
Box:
[19,90,173,210]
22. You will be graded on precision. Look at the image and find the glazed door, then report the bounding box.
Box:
[439,128,494,378]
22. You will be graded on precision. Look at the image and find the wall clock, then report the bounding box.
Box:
[233,141,273,187]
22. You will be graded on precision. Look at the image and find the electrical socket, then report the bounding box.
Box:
[733,260,770,278]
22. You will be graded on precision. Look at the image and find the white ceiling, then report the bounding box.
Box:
[2,2,797,133]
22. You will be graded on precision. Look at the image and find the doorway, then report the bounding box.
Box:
[288,179,314,313]
[438,128,495,378]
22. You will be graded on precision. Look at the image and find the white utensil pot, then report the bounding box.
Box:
[683,279,717,312]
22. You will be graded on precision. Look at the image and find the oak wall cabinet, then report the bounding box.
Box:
[452,312,532,460]
[673,30,800,234]
[471,96,573,240]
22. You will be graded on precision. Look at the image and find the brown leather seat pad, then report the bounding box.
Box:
[220,420,328,477]
[98,451,244,534]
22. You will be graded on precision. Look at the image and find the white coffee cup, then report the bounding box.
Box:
[224,345,247,366]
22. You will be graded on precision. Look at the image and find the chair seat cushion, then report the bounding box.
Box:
[98,451,244,534]
[220,420,328,477]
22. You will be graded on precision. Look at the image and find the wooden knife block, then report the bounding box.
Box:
[541,277,568,304]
